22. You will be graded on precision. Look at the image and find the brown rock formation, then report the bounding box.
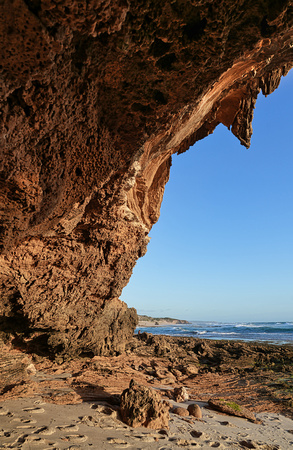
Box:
[208,398,259,423]
[0,1,293,355]
[120,379,170,428]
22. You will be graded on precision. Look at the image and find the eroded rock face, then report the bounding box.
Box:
[0,1,293,355]
[120,379,170,428]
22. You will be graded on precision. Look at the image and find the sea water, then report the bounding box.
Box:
[136,321,293,345]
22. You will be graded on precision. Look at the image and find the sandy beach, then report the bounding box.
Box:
[1,333,293,449]
[1,395,293,449]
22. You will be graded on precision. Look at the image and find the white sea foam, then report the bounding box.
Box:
[136,320,293,343]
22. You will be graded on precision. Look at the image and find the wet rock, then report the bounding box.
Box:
[120,379,170,429]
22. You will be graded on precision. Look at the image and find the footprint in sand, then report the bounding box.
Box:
[22,407,45,413]
[57,424,79,432]
[61,434,88,444]
[219,421,236,427]
[132,434,158,442]
[107,438,130,447]
[34,425,56,435]
[0,407,9,416]
[11,417,37,424]
[169,438,199,447]
[34,399,46,405]
[64,447,83,450]
[80,415,98,427]
[23,435,49,445]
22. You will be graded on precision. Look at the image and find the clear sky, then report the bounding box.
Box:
[121,69,293,323]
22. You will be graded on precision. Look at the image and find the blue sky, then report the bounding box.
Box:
[121,69,293,322]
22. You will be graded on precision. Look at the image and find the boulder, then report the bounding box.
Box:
[187,403,202,419]
[172,407,190,417]
[120,379,170,429]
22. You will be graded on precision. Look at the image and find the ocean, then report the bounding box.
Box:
[136,321,293,345]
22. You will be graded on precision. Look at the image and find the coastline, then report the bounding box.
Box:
[1,333,293,448]
[136,319,293,346]
[137,316,190,328]
[138,320,188,327]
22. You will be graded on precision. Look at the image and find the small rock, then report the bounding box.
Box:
[26,363,37,375]
[187,403,202,419]
[173,386,189,402]
[172,407,189,417]
[184,365,199,377]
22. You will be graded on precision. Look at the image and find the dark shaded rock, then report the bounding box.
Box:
[120,379,170,429]
[208,398,259,423]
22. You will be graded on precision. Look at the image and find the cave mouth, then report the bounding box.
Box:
[121,69,293,324]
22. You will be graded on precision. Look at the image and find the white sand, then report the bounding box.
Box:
[1,396,293,449]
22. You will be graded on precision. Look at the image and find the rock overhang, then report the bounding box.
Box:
[0,0,292,356]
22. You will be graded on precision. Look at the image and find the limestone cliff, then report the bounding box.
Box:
[0,0,292,356]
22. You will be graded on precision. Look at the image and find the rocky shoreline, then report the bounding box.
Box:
[1,334,293,448]
[137,315,190,327]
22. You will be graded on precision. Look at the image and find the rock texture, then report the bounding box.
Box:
[208,398,259,423]
[0,1,293,355]
[120,379,170,428]
[187,403,202,419]
[0,348,34,394]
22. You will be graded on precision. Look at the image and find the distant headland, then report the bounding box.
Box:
[137,315,190,327]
